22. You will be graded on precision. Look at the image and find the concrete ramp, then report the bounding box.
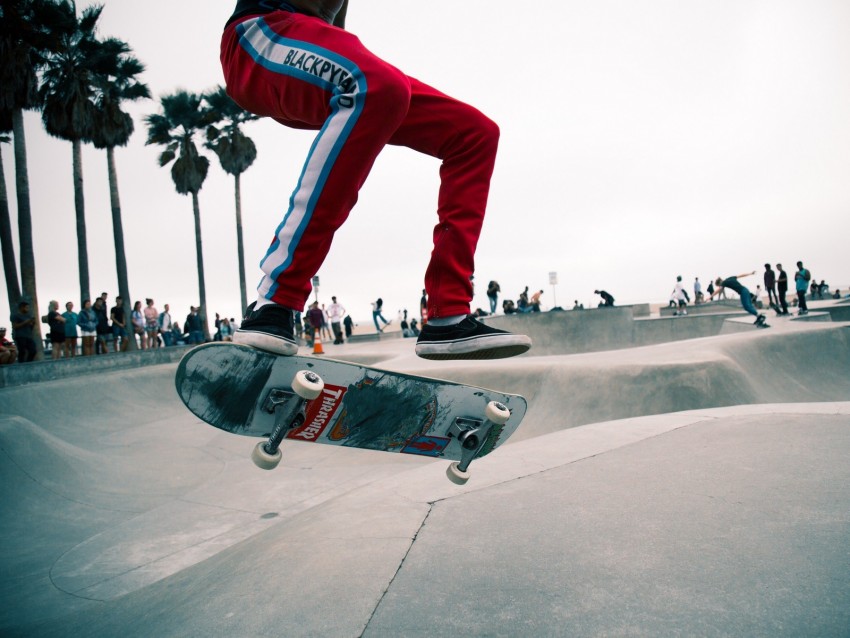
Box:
[1,318,849,636]
[483,307,759,355]
[485,303,844,356]
[394,322,850,439]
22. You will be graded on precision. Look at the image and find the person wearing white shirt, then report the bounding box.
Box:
[327,296,346,344]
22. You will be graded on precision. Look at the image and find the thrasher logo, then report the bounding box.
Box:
[287,384,346,441]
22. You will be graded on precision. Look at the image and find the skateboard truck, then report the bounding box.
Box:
[252,371,325,470]
[445,401,511,485]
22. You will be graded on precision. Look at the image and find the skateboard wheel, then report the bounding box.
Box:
[485,401,510,425]
[292,370,324,400]
[252,441,282,470]
[446,462,470,485]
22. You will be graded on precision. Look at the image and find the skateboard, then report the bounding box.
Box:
[768,301,786,317]
[175,343,527,484]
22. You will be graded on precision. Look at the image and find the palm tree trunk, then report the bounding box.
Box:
[13,108,43,360]
[0,144,22,310]
[72,139,90,304]
[107,146,136,350]
[192,192,210,340]
[234,173,248,317]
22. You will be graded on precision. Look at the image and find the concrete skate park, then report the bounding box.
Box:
[2,299,849,637]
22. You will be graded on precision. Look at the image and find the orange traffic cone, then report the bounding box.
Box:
[312,331,324,355]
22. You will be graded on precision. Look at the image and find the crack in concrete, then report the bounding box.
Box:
[360,503,434,637]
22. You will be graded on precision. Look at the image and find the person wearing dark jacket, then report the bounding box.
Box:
[594,290,615,307]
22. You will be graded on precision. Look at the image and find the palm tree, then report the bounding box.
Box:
[145,90,213,340]
[0,134,22,311]
[38,2,110,306]
[0,0,74,359]
[204,86,259,317]
[89,40,150,351]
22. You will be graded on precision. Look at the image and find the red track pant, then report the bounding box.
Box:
[220,11,499,318]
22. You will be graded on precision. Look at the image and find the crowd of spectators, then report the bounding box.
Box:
[3,291,237,365]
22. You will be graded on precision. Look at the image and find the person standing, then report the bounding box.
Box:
[707,272,767,326]
[185,307,204,345]
[693,277,703,304]
[320,304,332,341]
[144,299,160,349]
[417,289,427,327]
[10,299,37,363]
[487,280,500,315]
[44,300,66,360]
[111,296,130,352]
[327,296,346,344]
[221,0,530,360]
[93,297,110,354]
[62,301,79,357]
[306,301,324,346]
[77,299,98,356]
[131,301,146,349]
[763,264,778,309]
[794,261,811,315]
[159,304,174,346]
[775,264,789,315]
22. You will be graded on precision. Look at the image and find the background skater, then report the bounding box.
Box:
[222,0,531,360]
[707,272,768,327]
[671,276,689,315]
[595,290,615,307]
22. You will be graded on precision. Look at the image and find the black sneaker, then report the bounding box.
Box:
[233,302,298,356]
[754,314,766,326]
[415,315,532,360]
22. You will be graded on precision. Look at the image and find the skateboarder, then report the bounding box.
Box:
[707,272,768,327]
[594,290,615,307]
[671,276,689,315]
[221,0,531,360]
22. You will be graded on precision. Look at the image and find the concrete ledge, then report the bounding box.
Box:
[347,330,404,344]
[792,311,832,323]
[482,307,756,355]
[612,302,651,317]
[0,346,192,389]
[820,304,850,322]
[660,300,744,316]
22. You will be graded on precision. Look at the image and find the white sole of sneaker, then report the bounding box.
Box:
[233,330,298,356]
[415,333,531,360]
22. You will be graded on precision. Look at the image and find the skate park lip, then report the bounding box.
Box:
[2,299,849,636]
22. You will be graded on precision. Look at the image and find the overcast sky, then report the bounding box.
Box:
[3,0,849,329]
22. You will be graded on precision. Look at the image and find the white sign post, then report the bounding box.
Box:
[549,272,558,308]
[312,276,320,302]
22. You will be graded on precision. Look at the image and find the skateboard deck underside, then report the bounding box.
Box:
[175,343,527,462]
